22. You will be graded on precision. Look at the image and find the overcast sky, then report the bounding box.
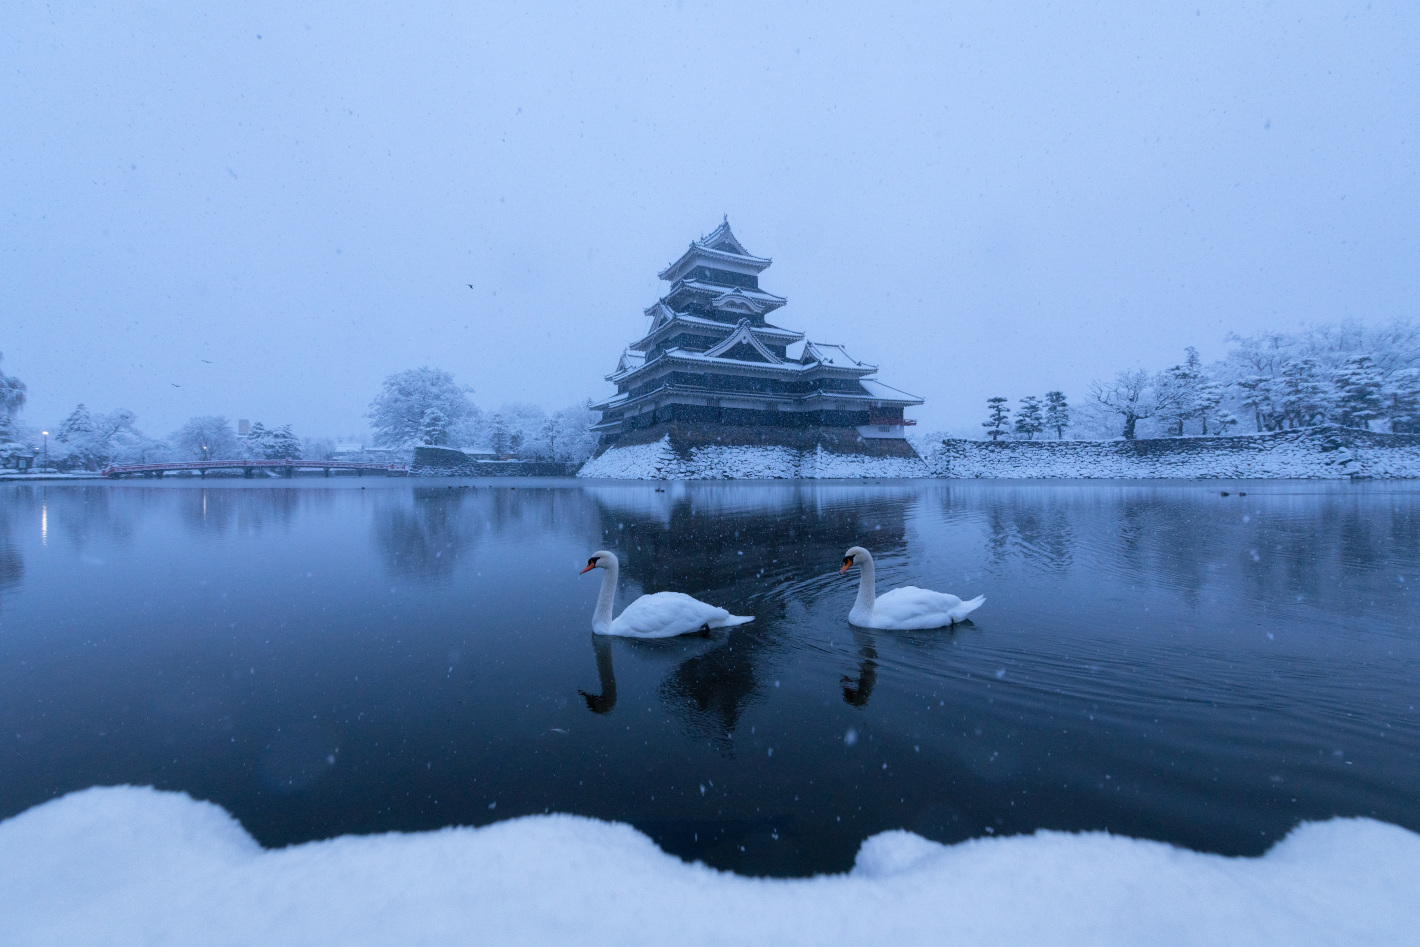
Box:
[3,1,1416,438]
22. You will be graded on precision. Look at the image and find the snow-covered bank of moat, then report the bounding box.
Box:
[578,434,929,479]
[579,427,1420,480]
[2,787,1416,947]
[927,426,1420,479]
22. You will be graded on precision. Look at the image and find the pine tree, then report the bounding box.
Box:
[1014,395,1044,440]
[1277,359,1332,428]
[982,397,1010,441]
[1333,356,1385,429]
[1195,382,1226,434]
[243,422,269,459]
[265,425,302,459]
[56,404,95,443]
[1235,375,1278,432]
[1211,410,1239,435]
[1158,348,1212,436]
[1044,391,1070,439]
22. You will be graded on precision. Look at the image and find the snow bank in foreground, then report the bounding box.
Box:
[2,787,1417,946]
[579,436,929,479]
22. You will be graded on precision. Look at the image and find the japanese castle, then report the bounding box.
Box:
[590,220,923,456]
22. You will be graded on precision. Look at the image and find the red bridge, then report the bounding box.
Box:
[101,459,408,479]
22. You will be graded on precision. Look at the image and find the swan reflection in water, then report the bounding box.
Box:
[840,628,878,708]
[579,635,618,714]
[577,628,772,752]
[578,632,726,717]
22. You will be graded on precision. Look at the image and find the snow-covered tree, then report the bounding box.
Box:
[56,404,95,444]
[982,397,1010,441]
[1276,359,1332,428]
[548,400,599,463]
[1386,369,1420,434]
[367,367,477,448]
[172,416,238,460]
[242,422,302,459]
[1014,396,1044,440]
[110,430,170,464]
[1224,319,1420,432]
[1089,370,1180,440]
[419,408,451,446]
[1156,348,1226,436]
[302,437,335,461]
[1333,356,1385,430]
[50,404,140,469]
[1234,375,1279,432]
[495,402,548,458]
[1044,391,1070,439]
[1210,410,1240,435]
[0,353,26,441]
[241,422,269,459]
[1194,382,1226,434]
[488,412,511,456]
[264,425,302,459]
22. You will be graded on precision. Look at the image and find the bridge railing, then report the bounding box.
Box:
[101,460,408,478]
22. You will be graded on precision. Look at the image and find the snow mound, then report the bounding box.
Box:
[579,436,930,479]
[2,786,1418,946]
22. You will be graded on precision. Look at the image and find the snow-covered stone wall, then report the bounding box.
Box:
[926,427,1420,480]
[410,446,578,477]
[579,428,1420,480]
[578,435,930,480]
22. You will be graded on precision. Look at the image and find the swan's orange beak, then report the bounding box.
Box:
[579,563,596,574]
[840,558,853,574]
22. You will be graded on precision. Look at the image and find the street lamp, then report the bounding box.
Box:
[201,444,208,461]
[41,431,47,472]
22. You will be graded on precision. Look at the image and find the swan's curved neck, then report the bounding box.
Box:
[593,558,618,632]
[854,551,876,615]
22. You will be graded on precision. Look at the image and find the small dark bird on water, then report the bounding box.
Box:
[171,383,181,387]
[200,359,213,363]
[466,284,474,289]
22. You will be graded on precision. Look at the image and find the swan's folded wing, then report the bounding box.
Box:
[872,587,962,630]
[611,592,730,638]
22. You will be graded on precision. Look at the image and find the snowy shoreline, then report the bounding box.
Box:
[579,427,1420,480]
[1,786,1416,946]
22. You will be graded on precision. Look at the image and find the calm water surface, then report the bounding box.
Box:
[1,478,1416,875]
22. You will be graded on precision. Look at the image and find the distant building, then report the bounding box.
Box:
[1,445,36,471]
[590,220,922,456]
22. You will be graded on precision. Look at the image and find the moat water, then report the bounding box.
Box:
[1,478,1416,875]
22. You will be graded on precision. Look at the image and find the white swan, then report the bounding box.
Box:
[580,550,753,638]
[840,545,985,629]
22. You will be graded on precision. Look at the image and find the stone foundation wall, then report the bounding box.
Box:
[596,421,920,459]
[578,435,929,480]
[925,427,1420,479]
